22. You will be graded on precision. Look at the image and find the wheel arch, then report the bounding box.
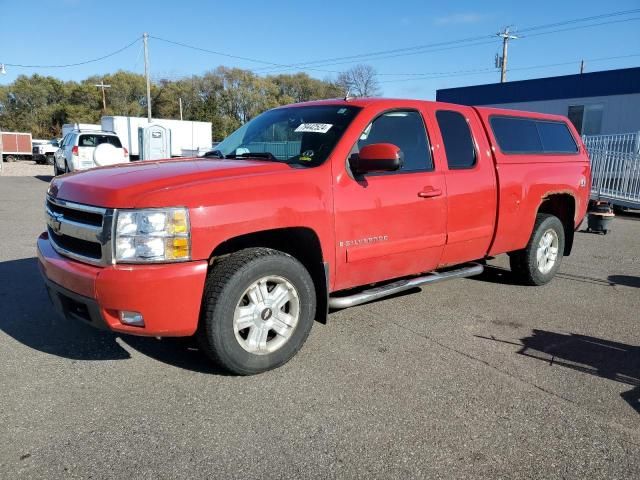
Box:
[536,192,576,256]
[208,227,329,323]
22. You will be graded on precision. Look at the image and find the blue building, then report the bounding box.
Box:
[436,67,640,136]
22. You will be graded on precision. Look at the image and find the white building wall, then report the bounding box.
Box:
[486,93,640,135]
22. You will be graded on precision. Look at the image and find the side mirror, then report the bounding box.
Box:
[349,143,403,175]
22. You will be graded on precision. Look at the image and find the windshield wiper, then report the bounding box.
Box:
[225,152,279,161]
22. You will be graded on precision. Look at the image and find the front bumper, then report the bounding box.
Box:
[37,232,208,336]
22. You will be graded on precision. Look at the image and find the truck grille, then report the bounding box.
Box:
[45,196,114,266]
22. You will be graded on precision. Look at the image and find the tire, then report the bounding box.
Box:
[46,154,55,166]
[198,248,316,375]
[5,155,16,163]
[509,213,565,286]
[64,161,71,174]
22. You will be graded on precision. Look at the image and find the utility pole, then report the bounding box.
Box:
[143,32,152,121]
[179,97,183,121]
[580,59,585,74]
[94,80,111,112]
[497,27,518,83]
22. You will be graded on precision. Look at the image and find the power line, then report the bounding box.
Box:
[262,15,640,74]
[517,8,640,33]
[377,53,640,84]
[262,40,499,75]
[253,35,494,73]
[520,16,640,38]
[150,35,499,76]
[255,8,640,73]
[3,37,141,68]
[3,8,639,75]
[156,51,640,86]
[150,35,320,70]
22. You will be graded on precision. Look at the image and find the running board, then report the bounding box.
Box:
[328,263,484,309]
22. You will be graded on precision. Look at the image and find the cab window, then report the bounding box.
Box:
[436,110,477,169]
[356,110,433,172]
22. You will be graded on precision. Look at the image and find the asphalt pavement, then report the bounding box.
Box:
[1,173,639,479]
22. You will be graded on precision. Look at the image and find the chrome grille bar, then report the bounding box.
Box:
[45,196,113,266]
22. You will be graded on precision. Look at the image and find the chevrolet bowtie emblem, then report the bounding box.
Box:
[50,212,63,234]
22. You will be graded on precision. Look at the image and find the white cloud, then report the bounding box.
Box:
[434,13,487,25]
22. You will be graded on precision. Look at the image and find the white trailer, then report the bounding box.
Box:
[62,123,102,137]
[101,116,212,159]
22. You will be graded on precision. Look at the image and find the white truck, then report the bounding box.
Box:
[32,138,61,165]
[101,116,212,159]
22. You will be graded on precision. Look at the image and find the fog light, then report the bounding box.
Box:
[120,311,144,327]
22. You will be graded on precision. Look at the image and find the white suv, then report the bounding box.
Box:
[54,130,129,175]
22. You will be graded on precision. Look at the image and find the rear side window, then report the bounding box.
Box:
[537,121,579,153]
[490,117,577,154]
[79,134,122,148]
[436,110,476,169]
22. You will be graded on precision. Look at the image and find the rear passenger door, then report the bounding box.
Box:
[428,104,498,265]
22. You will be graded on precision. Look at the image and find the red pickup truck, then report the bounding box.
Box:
[38,98,590,374]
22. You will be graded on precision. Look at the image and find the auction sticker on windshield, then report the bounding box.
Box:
[295,123,333,133]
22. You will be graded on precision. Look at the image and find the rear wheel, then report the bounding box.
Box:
[509,213,565,286]
[198,248,316,375]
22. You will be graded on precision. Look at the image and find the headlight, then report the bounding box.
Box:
[114,208,190,263]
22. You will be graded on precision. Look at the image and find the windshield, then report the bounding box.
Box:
[213,105,361,167]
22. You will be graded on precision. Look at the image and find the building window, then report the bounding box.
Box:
[568,104,603,135]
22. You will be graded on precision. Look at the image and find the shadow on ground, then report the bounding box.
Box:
[481,330,640,414]
[473,265,624,288]
[607,275,640,288]
[0,257,226,374]
[35,175,53,183]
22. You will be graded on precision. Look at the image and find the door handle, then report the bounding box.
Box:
[418,188,442,198]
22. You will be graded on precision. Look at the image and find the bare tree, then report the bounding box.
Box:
[336,64,381,97]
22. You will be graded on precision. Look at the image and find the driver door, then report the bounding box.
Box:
[332,107,447,291]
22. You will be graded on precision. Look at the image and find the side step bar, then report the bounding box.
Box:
[328,263,484,309]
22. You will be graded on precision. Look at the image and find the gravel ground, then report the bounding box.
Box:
[0,160,54,178]
[0,174,639,479]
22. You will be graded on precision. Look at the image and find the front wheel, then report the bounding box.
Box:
[198,248,316,375]
[509,213,565,286]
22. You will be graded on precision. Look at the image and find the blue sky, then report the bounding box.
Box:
[1,0,639,98]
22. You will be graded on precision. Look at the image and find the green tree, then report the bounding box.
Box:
[0,68,348,141]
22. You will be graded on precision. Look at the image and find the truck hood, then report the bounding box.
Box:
[48,157,292,208]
